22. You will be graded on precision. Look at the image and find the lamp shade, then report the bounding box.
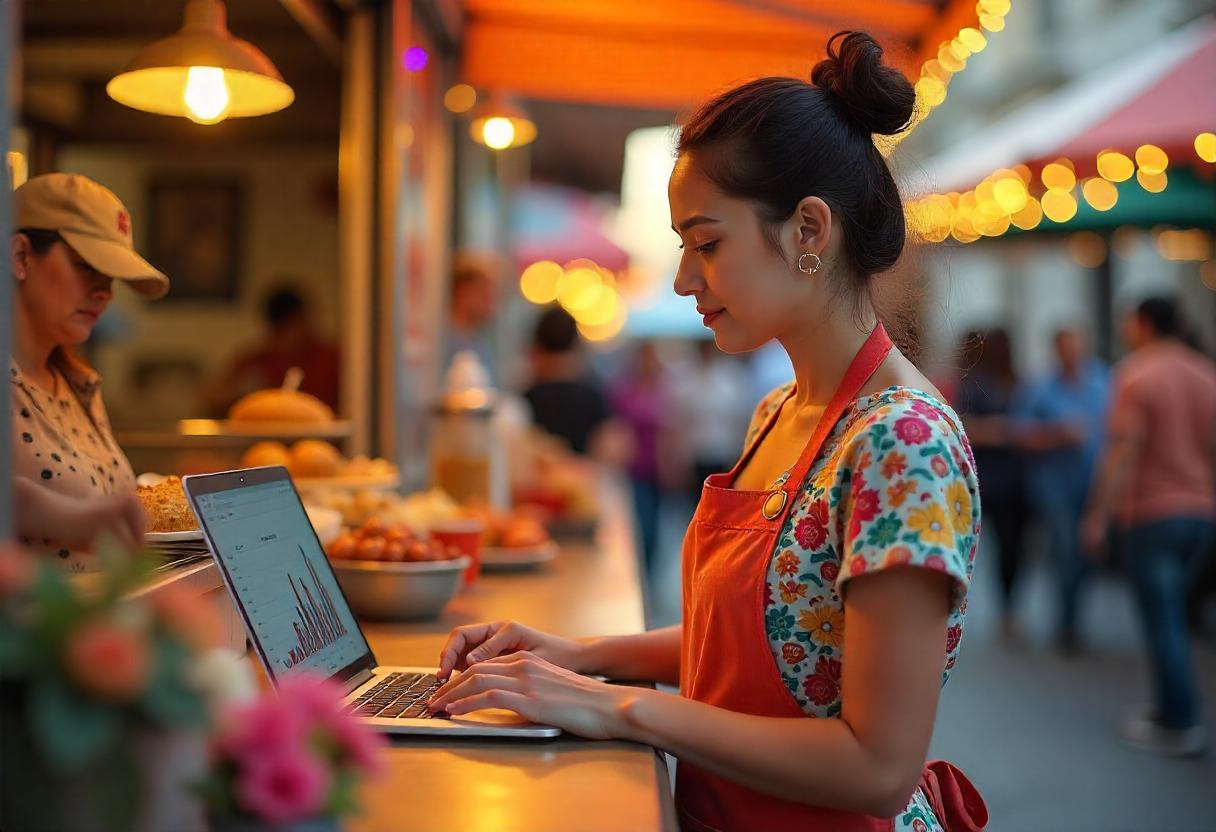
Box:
[469,96,537,150]
[106,0,294,124]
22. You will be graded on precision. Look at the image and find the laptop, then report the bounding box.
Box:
[183,465,561,738]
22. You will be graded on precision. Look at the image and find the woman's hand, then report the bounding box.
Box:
[63,491,148,551]
[14,478,147,551]
[436,620,588,681]
[428,651,637,740]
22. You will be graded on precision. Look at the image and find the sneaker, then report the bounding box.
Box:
[1120,712,1208,757]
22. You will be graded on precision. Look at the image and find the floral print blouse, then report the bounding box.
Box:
[752,384,980,832]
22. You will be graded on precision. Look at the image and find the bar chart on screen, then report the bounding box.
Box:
[283,547,349,670]
[198,480,368,678]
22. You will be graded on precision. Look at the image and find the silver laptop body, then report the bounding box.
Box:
[183,466,560,738]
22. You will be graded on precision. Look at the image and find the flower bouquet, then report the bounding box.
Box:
[0,540,252,832]
[198,673,386,832]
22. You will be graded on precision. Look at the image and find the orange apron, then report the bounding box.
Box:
[676,324,987,832]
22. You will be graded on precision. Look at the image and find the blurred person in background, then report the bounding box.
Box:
[10,173,167,570]
[611,341,681,577]
[953,328,1028,643]
[522,306,625,461]
[207,285,341,413]
[443,253,500,382]
[1012,326,1110,653]
[1083,297,1216,757]
[677,339,753,500]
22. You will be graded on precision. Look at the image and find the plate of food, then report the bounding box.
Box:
[146,529,206,543]
[136,475,204,541]
[480,540,559,571]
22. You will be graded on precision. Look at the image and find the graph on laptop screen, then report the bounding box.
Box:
[194,479,369,677]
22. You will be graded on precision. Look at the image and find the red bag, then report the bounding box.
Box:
[917,760,989,832]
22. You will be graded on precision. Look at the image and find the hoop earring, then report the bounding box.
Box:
[797,252,821,275]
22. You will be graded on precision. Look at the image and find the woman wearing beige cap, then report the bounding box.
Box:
[9,172,170,570]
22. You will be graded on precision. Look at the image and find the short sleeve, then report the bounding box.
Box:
[1107,369,1146,441]
[834,398,979,612]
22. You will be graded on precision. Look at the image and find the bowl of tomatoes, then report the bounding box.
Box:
[326,519,468,620]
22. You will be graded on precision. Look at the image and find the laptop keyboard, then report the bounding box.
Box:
[350,672,449,720]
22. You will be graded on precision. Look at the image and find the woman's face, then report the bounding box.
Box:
[667,154,829,354]
[14,238,114,347]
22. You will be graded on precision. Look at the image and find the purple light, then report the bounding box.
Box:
[403,47,428,72]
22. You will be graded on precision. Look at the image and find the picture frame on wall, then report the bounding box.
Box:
[147,178,242,300]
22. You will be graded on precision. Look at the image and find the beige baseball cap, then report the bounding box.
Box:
[13,173,169,299]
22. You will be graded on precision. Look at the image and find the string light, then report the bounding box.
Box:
[1195,132,1216,163]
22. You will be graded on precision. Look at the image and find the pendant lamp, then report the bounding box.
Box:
[107,0,294,125]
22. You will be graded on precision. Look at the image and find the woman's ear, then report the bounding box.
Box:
[11,234,31,281]
[793,196,833,255]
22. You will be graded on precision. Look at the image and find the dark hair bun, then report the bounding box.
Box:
[810,31,915,136]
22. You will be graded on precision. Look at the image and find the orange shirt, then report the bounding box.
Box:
[1109,342,1216,526]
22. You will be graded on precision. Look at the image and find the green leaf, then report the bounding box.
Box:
[193,772,237,817]
[325,768,361,817]
[32,563,83,642]
[29,677,120,771]
[141,636,209,728]
[0,626,37,678]
[95,743,142,832]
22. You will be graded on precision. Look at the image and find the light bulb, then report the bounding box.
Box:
[481,117,516,150]
[184,66,230,124]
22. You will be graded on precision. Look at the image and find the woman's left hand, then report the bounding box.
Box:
[427,651,636,740]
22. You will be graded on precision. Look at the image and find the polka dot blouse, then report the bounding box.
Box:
[10,355,135,571]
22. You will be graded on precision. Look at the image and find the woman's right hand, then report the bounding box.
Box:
[437,620,587,681]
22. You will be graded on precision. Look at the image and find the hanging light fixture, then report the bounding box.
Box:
[469,95,537,151]
[107,0,294,125]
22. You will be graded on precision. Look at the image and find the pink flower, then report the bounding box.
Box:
[216,698,306,762]
[331,712,388,776]
[931,456,949,477]
[894,416,932,445]
[820,560,839,584]
[945,625,963,654]
[278,673,348,725]
[847,486,881,542]
[0,544,35,597]
[236,751,330,825]
[925,555,947,572]
[65,619,150,702]
[909,400,941,421]
[794,501,830,550]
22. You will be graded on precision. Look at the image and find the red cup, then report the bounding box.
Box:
[431,519,484,585]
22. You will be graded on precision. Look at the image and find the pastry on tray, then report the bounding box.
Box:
[136,475,198,533]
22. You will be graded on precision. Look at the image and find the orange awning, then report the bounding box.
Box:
[460,0,981,109]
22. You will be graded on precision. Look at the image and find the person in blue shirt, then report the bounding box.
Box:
[1012,327,1110,653]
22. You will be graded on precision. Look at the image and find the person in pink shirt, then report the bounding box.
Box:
[1082,296,1216,757]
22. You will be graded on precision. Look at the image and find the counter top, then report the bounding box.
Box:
[351,478,678,832]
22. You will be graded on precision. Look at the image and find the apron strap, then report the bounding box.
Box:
[777,323,893,503]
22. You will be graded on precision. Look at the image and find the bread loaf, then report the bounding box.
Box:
[228,389,334,423]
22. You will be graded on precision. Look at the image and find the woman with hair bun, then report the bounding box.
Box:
[431,32,986,831]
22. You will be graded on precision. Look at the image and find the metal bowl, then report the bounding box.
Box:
[330,556,469,621]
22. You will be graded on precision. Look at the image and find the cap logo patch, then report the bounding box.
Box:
[117,210,130,236]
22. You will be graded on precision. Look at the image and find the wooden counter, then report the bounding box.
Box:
[351,479,678,832]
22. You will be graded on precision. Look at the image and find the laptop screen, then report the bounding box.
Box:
[190,474,372,683]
